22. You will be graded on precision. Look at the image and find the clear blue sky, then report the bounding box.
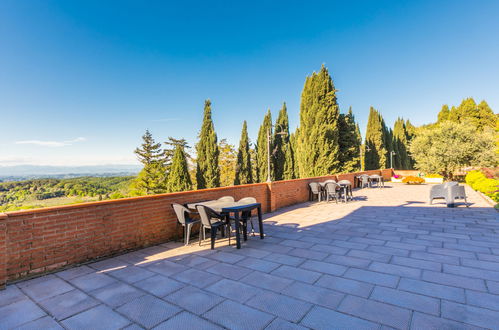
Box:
[1,0,498,166]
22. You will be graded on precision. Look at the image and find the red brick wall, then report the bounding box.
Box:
[0,169,392,286]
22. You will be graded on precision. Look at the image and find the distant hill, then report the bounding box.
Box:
[0,165,141,181]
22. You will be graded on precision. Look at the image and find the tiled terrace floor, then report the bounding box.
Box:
[1,183,498,329]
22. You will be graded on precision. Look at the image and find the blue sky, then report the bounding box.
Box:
[1,0,498,166]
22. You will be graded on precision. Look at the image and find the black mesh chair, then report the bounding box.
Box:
[171,203,200,245]
[196,205,230,249]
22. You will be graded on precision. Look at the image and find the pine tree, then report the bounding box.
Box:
[296,65,341,177]
[218,139,237,187]
[234,121,253,185]
[273,103,293,181]
[364,107,388,170]
[195,100,220,189]
[477,100,497,130]
[255,110,272,182]
[167,145,192,192]
[437,105,450,123]
[132,130,166,194]
[338,107,361,172]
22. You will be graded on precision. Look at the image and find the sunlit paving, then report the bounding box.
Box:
[2,183,497,329]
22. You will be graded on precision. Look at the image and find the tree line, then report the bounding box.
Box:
[133,65,497,194]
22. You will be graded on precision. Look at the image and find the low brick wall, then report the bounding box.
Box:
[0,169,392,288]
[394,170,421,177]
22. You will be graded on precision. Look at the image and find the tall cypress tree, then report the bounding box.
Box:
[255,110,272,182]
[167,145,192,192]
[296,65,340,177]
[132,130,166,194]
[234,121,253,185]
[364,107,388,170]
[273,103,293,181]
[288,130,298,179]
[196,100,220,189]
[338,107,361,172]
[393,118,410,169]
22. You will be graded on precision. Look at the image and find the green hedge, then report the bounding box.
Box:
[465,170,499,202]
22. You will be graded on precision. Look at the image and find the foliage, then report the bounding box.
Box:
[409,121,497,179]
[132,130,167,194]
[167,144,192,192]
[402,176,424,184]
[364,107,389,170]
[465,170,499,202]
[255,109,273,182]
[296,65,340,177]
[196,99,220,189]
[218,139,237,187]
[392,118,413,169]
[273,103,294,180]
[424,173,443,178]
[338,107,361,173]
[440,98,497,131]
[234,121,253,185]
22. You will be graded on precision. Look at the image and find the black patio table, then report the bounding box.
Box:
[221,203,264,249]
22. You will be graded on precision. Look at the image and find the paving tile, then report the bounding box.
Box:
[89,258,129,272]
[165,285,224,315]
[398,278,465,303]
[246,291,312,322]
[422,270,487,291]
[265,318,309,330]
[172,268,223,288]
[280,239,314,249]
[0,299,46,329]
[153,311,222,330]
[443,264,499,281]
[282,281,344,310]
[410,311,479,330]
[20,276,74,302]
[344,268,399,288]
[171,255,217,268]
[230,247,272,259]
[205,262,253,280]
[410,251,460,265]
[324,254,371,268]
[441,300,499,329]
[108,265,156,283]
[133,274,185,297]
[56,265,95,280]
[207,251,246,264]
[146,260,189,276]
[315,274,374,298]
[203,299,274,330]
[300,260,348,276]
[310,244,349,255]
[385,241,427,251]
[0,285,28,308]
[390,256,442,272]
[90,282,144,307]
[241,271,293,292]
[338,295,411,329]
[347,249,391,262]
[477,253,499,262]
[271,265,322,284]
[461,258,499,271]
[401,238,443,248]
[370,286,439,315]
[69,272,118,292]
[427,247,476,259]
[350,237,386,246]
[205,278,262,303]
[487,280,499,294]
[15,315,64,330]
[263,252,306,266]
[62,304,131,330]
[237,257,281,273]
[331,240,369,250]
[288,248,329,261]
[117,295,181,328]
[38,289,99,320]
[466,290,499,311]
[369,261,421,279]
[300,306,379,330]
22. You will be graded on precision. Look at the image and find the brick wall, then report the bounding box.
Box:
[394,170,422,177]
[0,169,392,287]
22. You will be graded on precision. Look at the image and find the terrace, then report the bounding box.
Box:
[1,180,498,329]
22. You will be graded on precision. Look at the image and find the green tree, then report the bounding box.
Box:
[195,100,220,189]
[132,130,166,194]
[409,121,496,179]
[218,139,237,187]
[364,107,388,170]
[273,103,294,180]
[477,100,497,130]
[255,110,272,182]
[392,118,411,169]
[166,145,192,192]
[288,130,298,179]
[437,104,450,123]
[338,107,361,172]
[234,121,253,185]
[296,65,340,177]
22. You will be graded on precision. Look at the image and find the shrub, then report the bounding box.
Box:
[425,173,443,178]
[465,170,499,202]
[402,176,425,184]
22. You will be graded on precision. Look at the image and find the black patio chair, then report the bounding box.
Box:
[171,203,200,245]
[196,205,231,249]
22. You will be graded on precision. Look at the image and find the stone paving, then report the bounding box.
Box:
[1,183,498,329]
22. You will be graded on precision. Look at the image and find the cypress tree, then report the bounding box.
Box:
[288,130,299,179]
[195,100,220,189]
[132,130,166,194]
[393,118,410,169]
[255,110,272,182]
[234,121,253,185]
[338,107,361,172]
[273,103,293,181]
[364,107,388,170]
[167,145,192,192]
[296,65,340,177]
